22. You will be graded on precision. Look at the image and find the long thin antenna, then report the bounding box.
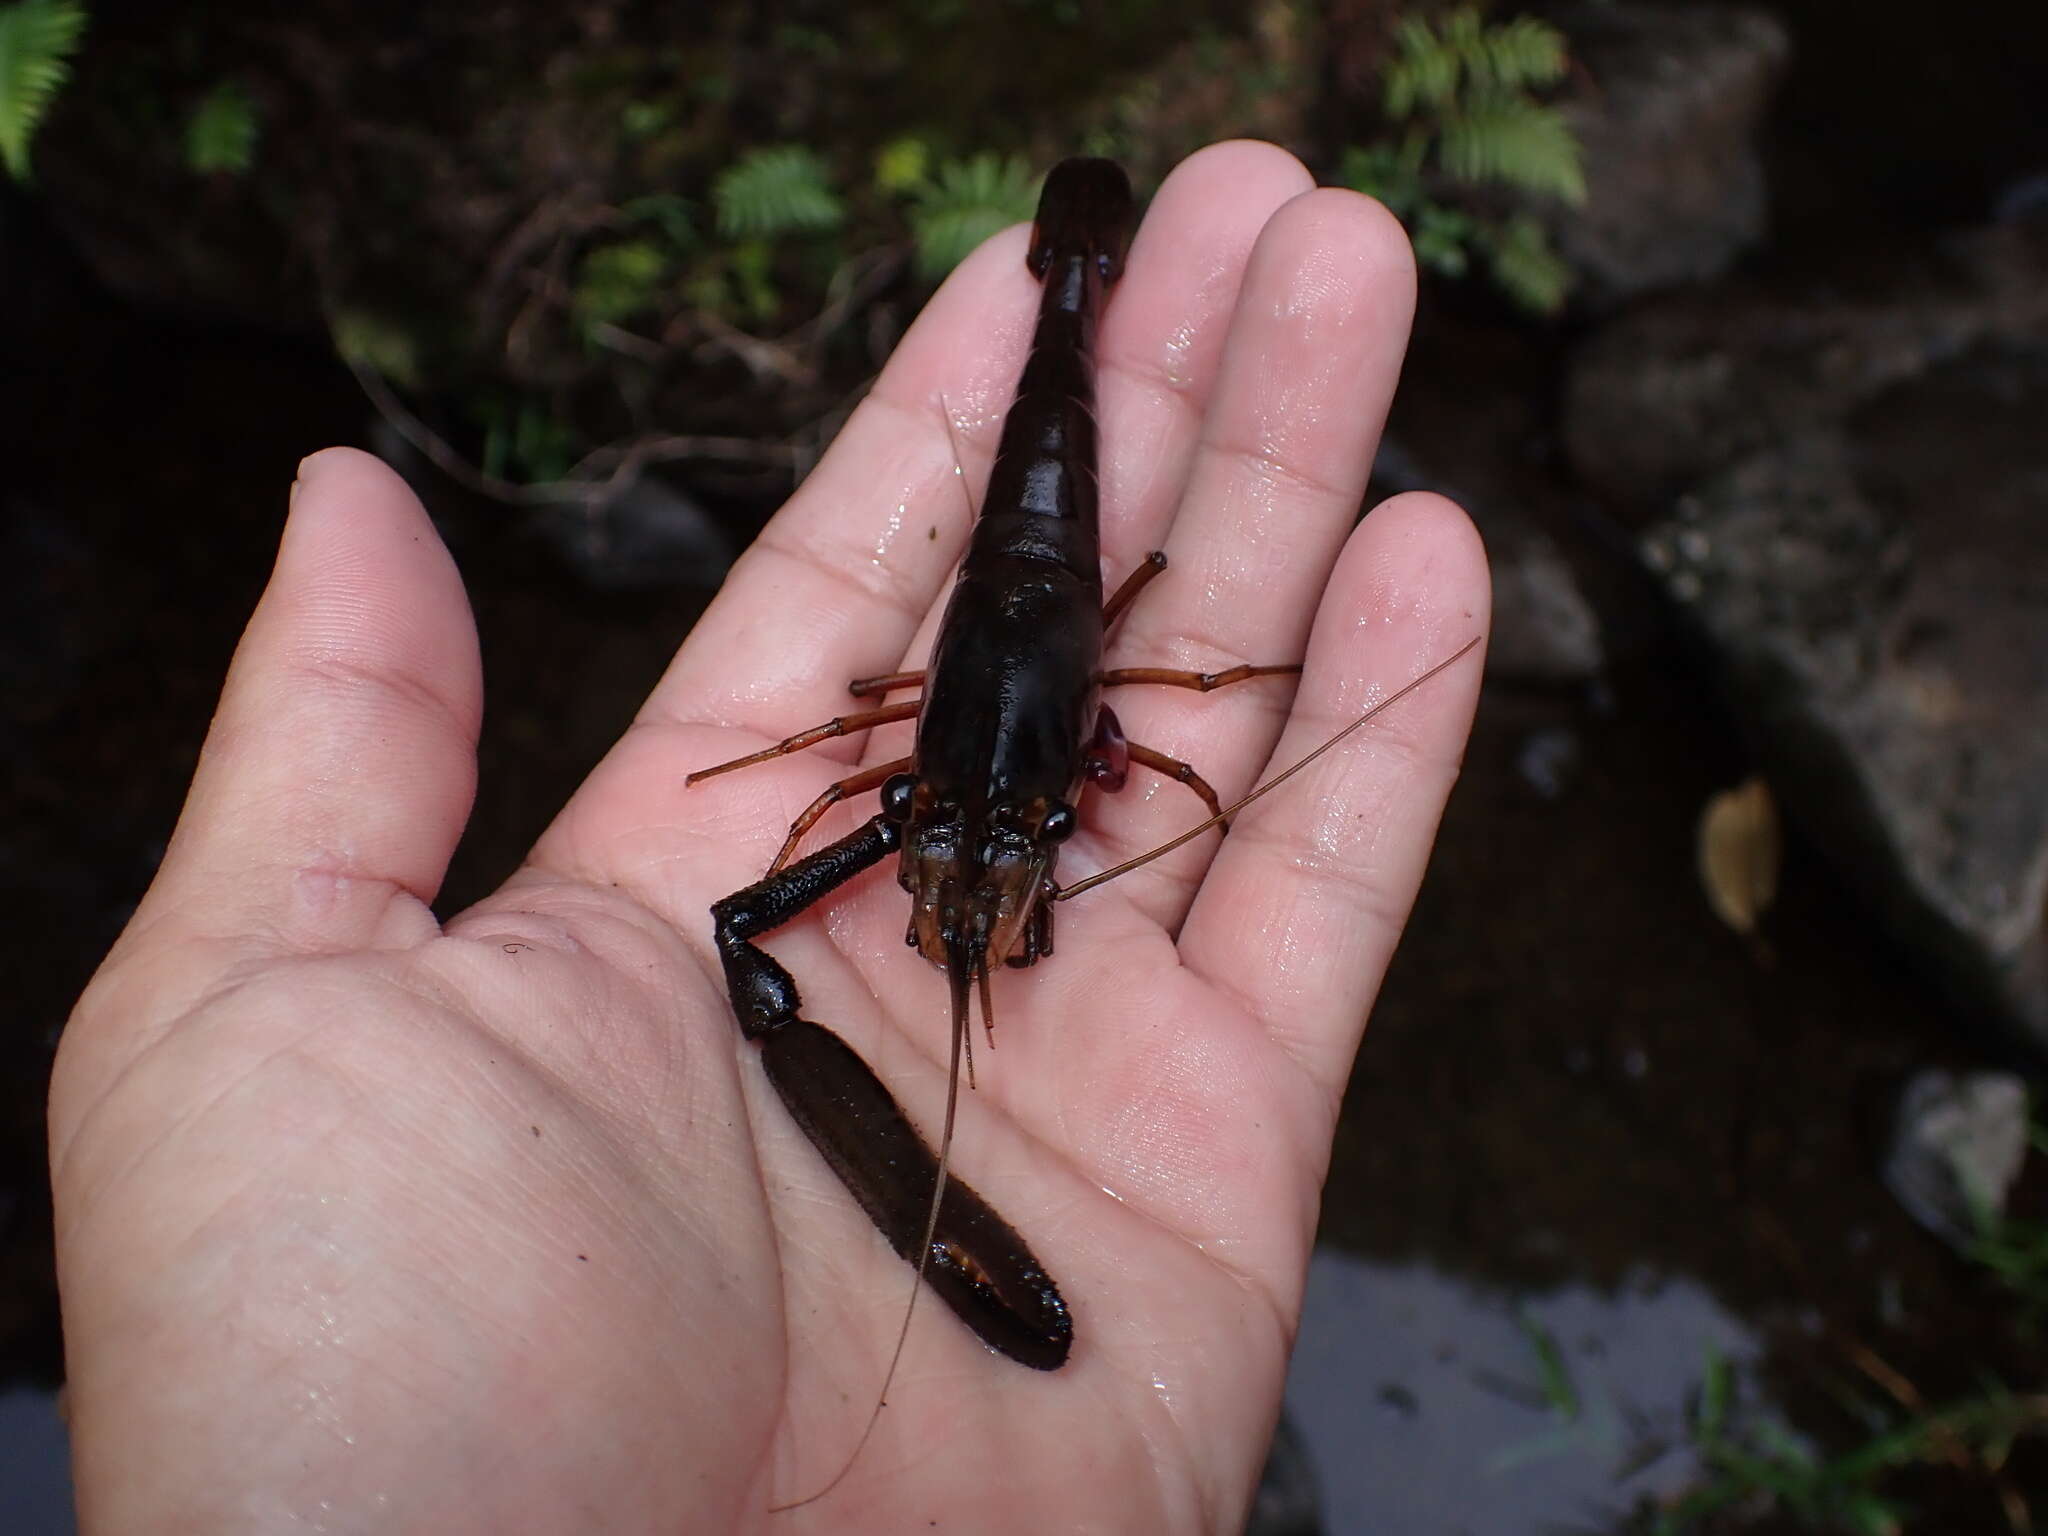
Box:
[767,952,977,1515]
[1058,637,1482,902]
[936,392,980,522]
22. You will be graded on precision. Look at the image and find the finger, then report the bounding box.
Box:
[1094,141,1316,575]
[1087,191,1420,918]
[1177,492,1488,1093]
[642,229,1043,744]
[119,448,482,959]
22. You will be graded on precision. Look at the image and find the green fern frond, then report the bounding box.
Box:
[1440,97,1585,202]
[1478,213,1570,314]
[1337,140,1425,218]
[1483,16,1569,92]
[573,239,670,329]
[726,238,780,323]
[620,100,672,142]
[1441,7,1487,73]
[907,152,1039,280]
[1344,9,1584,314]
[1411,202,1477,277]
[1384,8,1569,118]
[712,145,843,241]
[328,307,422,391]
[185,80,259,175]
[1384,15,1458,119]
[619,191,697,253]
[0,0,87,182]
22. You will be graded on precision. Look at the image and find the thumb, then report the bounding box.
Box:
[98,447,481,978]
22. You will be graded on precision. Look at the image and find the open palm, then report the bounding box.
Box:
[52,142,1486,1535]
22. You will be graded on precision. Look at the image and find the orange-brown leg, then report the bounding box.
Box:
[1103,551,1168,628]
[771,758,912,872]
[1125,742,1224,821]
[845,669,926,700]
[1097,661,1301,691]
[687,699,920,784]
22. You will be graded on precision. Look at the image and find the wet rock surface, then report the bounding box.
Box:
[1617,245,2048,1049]
[1550,3,1790,306]
[1564,223,2048,505]
[1884,1069,2032,1252]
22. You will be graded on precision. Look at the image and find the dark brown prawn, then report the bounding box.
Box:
[700,158,1305,1371]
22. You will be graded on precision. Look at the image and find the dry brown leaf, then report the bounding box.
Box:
[1698,777,1781,935]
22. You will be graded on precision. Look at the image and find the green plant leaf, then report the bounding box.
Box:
[620,192,698,254]
[573,239,671,329]
[1485,15,1569,92]
[328,307,422,391]
[1384,13,1460,119]
[908,152,1039,280]
[1515,1311,1580,1420]
[1337,141,1423,217]
[1411,202,1476,276]
[1479,213,1571,314]
[509,399,577,484]
[712,144,843,241]
[727,238,779,323]
[0,0,87,182]
[620,100,672,141]
[872,134,929,195]
[1696,1343,1734,1445]
[185,80,260,176]
[1440,97,1586,203]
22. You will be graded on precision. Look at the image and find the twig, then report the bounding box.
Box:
[794,243,909,362]
[344,355,802,509]
[685,311,820,389]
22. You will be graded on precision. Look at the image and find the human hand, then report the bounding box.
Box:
[52,141,1486,1534]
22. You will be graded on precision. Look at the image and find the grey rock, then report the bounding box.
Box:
[1566,224,2048,505]
[1570,211,2048,1046]
[1515,726,1582,801]
[1550,4,1792,306]
[1641,344,2048,1043]
[1883,1069,2031,1250]
[529,475,735,592]
[1487,536,1605,684]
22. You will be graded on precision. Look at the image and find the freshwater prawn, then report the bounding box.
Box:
[693,158,1480,1485]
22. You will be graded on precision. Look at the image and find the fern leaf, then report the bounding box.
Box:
[1411,202,1477,278]
[0,0,87,182]
[1442,7,1489,82]
[1440,98,1586,203]
[1479,214,1570,314]
[1484,16,1569,92]
[713,145,844,241]
[185,81,260,175]
[328,307,422,391]
[1337,141,1424,219]
[1384,15,1459,119]
[908,152,1038,280]
[620,191,698,253]
[573,239,670,329]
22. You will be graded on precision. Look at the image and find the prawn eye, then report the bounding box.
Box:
[1039,802,1078,844]
[880,773,917,822]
